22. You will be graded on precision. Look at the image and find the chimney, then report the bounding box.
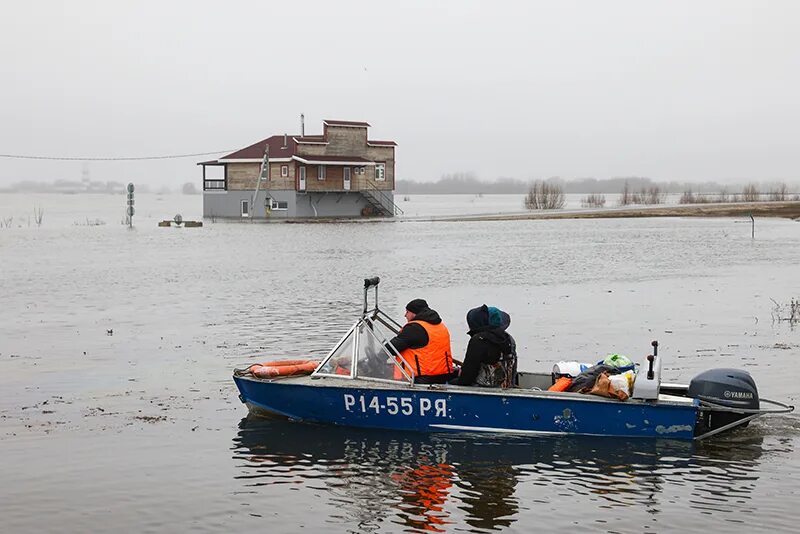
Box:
[283,133,287,148]
[301,113,305,137]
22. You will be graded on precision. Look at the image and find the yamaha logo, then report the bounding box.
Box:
[724,390,753,399]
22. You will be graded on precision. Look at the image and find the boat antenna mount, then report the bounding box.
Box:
[363,276,380,317]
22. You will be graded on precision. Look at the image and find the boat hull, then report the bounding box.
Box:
[233,376,699,440]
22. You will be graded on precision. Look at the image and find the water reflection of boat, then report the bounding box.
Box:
[233,278,794,440]
[232,416,772,531]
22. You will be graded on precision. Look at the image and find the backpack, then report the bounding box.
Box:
[474,334,517,388]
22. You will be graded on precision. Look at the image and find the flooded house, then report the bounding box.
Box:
[199,119,400,219]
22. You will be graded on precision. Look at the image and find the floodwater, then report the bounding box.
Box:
[1,192,799,533]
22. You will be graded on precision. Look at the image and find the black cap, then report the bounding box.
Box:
[405,299,428,314]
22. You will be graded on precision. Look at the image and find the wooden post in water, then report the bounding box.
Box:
[750,213,754,239]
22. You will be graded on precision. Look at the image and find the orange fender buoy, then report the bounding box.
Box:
[258,359,317,367]
[248,360,319,378]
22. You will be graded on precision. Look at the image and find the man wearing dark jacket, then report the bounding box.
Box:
[451,304,516,386]
[386,299,455,384]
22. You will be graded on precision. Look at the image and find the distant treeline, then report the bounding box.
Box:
[396,173,798,195]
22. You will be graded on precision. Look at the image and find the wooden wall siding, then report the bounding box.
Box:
[289,127,395,192]
[282,165,394,192]
[350,168,371,191]
[267,162,295,190]
[225,164,393,191]
[327,166,344,181]
[365,146,393,161]
[295,144,327,157]
[226,163,260,190]
[324,126,367,156]
[269,162,294,180]
[365,146,395,190]
[351,170,366,191]
[305,166,346,191]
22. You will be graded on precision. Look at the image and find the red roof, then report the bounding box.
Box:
[213,121,395,162]
[324,119,371,127]
[219,135,296,160]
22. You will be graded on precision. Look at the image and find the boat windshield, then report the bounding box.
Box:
[355,318,400,380]
[315,325,356,377]
[314,314,412,383]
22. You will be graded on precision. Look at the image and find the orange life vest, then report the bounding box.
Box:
[394,320,453,380]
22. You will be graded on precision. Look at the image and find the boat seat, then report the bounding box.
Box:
[517,372,553,390]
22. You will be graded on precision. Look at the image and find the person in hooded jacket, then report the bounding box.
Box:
[385,299,455,384]
[451,305,516,386]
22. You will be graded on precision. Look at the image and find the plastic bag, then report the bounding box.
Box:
[608,371,634,397]
[602,353,635,371]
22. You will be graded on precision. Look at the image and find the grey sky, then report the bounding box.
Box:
[1,0,798,187]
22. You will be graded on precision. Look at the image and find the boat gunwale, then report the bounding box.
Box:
[232,373,699,409]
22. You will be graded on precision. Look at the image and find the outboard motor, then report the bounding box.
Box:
[689,368,759,434]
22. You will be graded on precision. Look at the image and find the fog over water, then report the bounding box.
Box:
[1,193,799,532]
[2,1,799,187]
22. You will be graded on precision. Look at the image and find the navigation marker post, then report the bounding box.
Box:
[126,183,135,229]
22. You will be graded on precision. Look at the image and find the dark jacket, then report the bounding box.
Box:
[385,307,443,354]
[452,305,516,386]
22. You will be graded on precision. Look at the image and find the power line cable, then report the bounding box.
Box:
[0,149,236,161]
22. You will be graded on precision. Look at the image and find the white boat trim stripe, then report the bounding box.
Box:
[428,424,622,437]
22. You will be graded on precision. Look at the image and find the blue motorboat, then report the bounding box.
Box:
[233,277,793,440]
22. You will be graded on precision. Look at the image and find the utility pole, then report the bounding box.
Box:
[251,145,269,219]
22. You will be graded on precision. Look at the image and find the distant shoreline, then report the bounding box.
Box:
[277,201,800,223]
[416,201,800,222]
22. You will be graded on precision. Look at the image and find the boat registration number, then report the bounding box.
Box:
[343,394,447,417]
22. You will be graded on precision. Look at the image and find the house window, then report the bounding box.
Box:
[281,165,288,177]
[375,163,386,181]
[318,165,326,180]
[270,199,288,210]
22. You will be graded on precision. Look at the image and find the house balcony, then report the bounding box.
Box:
[203,179,226,191]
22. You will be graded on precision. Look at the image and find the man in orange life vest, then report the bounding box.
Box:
[386,299,456,384]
